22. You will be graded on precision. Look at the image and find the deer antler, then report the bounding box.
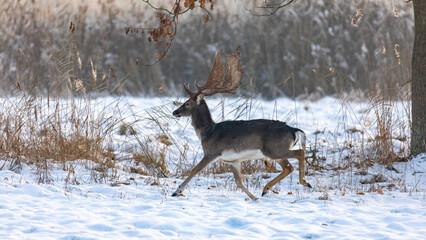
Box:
[184,47,243,98]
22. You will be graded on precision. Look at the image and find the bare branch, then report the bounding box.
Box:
[247,0,297,17]
[133,0,214,64]
[141,0,174,15]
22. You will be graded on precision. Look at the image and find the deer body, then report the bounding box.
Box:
[173,98,310,200]
[172,48,310,200]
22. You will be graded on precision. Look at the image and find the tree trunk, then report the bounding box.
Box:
[411,0,426,156]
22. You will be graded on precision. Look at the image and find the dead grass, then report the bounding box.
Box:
[131,134,170,178]
[0,39,129,183]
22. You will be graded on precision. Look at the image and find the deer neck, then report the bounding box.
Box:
[190,100,214,140]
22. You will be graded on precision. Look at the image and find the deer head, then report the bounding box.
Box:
[173,48,243,118]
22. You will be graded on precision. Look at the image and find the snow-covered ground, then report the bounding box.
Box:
[1,97,425,239]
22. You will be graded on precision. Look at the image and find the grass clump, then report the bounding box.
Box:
[0,39,128,183]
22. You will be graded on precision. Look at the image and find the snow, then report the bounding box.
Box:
[1,97,425,239]
[1,163,425,239]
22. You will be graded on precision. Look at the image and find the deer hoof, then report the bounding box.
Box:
[171,191,180,197]
[261,187,269,197]
[247,197,259,201]
[306,182,312,188]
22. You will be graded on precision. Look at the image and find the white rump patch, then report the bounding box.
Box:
[218,149,267,163]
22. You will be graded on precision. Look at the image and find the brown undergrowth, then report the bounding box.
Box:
[0,40,128,183]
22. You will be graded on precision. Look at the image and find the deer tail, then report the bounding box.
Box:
[294,129,306,150]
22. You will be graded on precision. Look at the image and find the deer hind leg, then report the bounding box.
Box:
[263,148,311,188]
[293,149,312,188]
[229,162,258,200]
[262,158,293,196]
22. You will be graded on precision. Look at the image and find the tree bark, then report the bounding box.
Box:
[411,0,426,156]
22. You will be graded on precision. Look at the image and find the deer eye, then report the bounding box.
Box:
[185,102,190,107]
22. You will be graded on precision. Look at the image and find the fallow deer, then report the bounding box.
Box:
[172,48,311,200]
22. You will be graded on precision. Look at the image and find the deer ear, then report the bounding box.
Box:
[196,94,204,105]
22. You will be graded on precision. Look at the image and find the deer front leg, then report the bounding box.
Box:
[172,156,215,197]
[229,162,258,201]
[262,159,294,196]
[295,149,312,188]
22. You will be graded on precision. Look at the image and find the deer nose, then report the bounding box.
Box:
[173,110,181,117]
